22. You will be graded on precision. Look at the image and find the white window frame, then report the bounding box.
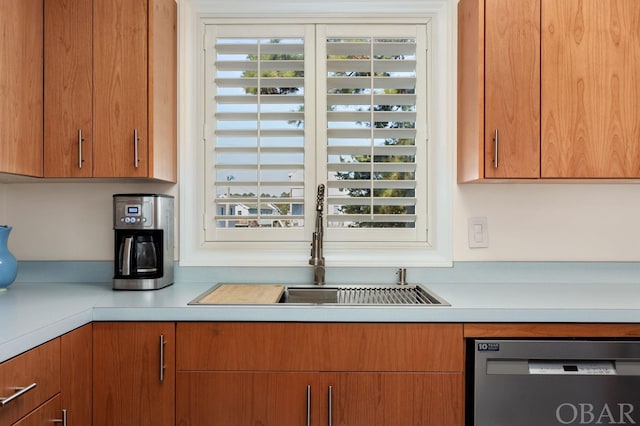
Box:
[179,0,455,267]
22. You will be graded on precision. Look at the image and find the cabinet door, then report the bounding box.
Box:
[61,324,92,426]
[484,0,540,178]
[542,0,640,178]
[0,0,43,177]
[148,0,178,182]
[457,0,540,181]
[93,0,148,177]
[44,0,93,177]
[176,372,320,426]
[93,322,174,426]
[324,373,464,426]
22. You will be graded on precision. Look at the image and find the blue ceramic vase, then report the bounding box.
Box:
[0,226,17,290]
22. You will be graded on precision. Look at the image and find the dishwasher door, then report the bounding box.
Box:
[473,340,640,426]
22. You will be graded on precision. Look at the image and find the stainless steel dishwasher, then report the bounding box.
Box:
[472,339,640,426]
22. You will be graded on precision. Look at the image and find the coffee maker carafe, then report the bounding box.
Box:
[113,194,174,290]
[119,234,158,275]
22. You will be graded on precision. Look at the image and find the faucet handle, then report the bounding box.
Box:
[396,268,407,285]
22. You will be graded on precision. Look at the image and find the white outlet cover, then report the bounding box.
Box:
[468,217,489,248]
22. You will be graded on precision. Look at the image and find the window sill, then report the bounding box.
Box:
[179,242,452,268]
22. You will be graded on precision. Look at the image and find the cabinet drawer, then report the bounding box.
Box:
[177,322,463,372]
[0,339,61,425]
[177,371,317,426]
[12,394,63,426]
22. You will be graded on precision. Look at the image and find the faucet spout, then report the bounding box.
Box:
[309,184,326,285]
[312,262,325,286]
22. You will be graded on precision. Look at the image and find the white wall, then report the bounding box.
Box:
[454,183,640,262]
[2,179,640,263]
[1,182,177,260]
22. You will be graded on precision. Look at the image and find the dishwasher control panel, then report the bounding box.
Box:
[528,360,616,375]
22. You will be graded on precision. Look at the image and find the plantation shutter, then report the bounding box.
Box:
[321,25,427,240]
[204,25,310,239]
[204,24,428,244]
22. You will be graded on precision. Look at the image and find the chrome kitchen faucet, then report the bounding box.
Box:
[309,184,325,285]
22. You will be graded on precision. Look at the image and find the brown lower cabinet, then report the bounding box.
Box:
[325,373,462,426]
[0,324,91,426]
[61,324,93,425]
[175,322,464,426]
[177,371,462,426]
[177,372,314,425]
[93,322,175,426]
[0,338,60,425]
[15,322,640,425]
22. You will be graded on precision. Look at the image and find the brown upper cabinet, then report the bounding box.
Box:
[458,0,640,181]
[0,0,44,177]
[458,0,541,182]
[44,0,177,181]
[44,0,93,178]
[541,0,640,178]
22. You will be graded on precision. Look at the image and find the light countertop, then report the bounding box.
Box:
[2,280,640,362]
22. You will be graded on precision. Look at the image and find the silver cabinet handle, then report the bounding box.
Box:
[306,385,311,426]
[134,128,140,168]
[53,409,68,426]
[493,128,499,168]
[159,334,166,382]
[78,129,85,169]
[0,383,37,407]
[327,386,333,426]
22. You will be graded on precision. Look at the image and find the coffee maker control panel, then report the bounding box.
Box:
[114,198,156,229]
[120,204,147,224]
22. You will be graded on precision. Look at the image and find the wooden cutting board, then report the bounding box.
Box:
[197,284,285,304]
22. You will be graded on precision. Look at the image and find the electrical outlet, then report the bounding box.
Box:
[468,217,489,248]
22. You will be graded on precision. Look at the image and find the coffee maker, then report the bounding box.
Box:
[113,194,174,290]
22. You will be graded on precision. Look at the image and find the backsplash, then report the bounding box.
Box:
[3,181,640,263]
[15,261,640,286]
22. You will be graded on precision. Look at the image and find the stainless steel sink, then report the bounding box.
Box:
[280,284,449,305]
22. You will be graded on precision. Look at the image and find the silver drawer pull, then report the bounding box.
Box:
[0,382,37,407]
[328,385,333,426]
[306,385,311,426]
[134,128,140,168]
[78,129,85,169]
[159,334,166,382]
[493,128,499,168]
[53,409,68,426]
